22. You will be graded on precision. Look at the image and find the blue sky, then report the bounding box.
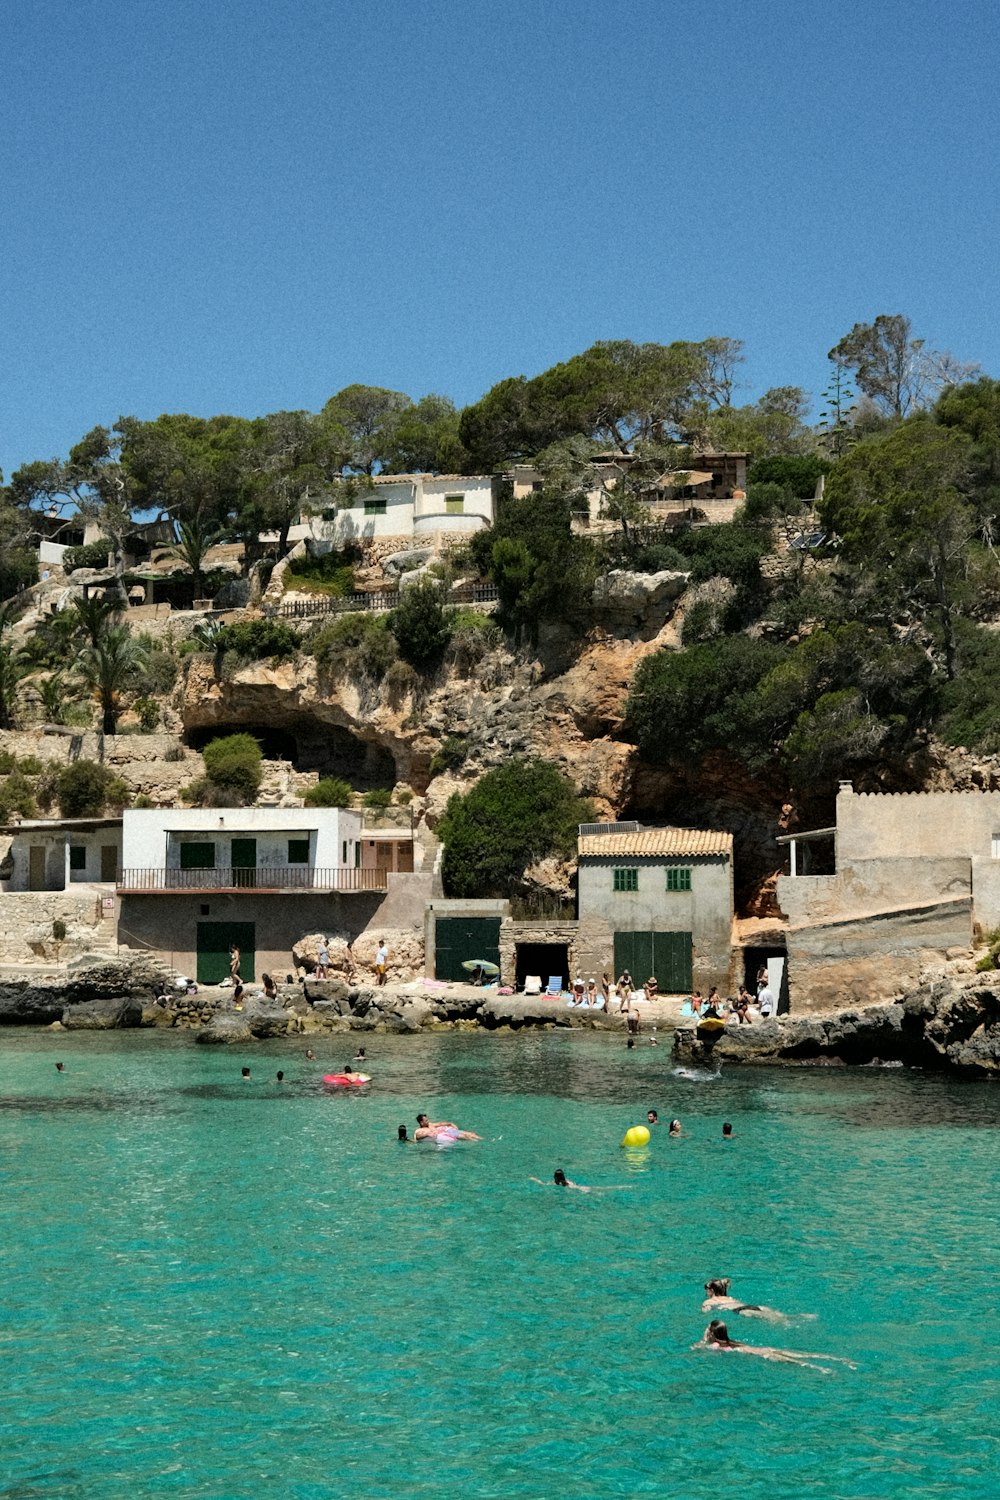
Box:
[1,0,997,479]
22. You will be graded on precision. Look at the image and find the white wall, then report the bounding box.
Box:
[3,827,122,892]
[122,808,362,871]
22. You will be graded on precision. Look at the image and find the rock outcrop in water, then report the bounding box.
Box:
[673,974,1000,1075]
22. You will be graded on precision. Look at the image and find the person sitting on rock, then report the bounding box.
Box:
[644,975,658,1002]
[261,974,277,1000]
[232,981,244,1011]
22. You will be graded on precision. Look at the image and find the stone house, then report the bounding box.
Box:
[576,825,735,994]
[0,817,123,892]
[117,806,416,983]
[776,782,1000,1013]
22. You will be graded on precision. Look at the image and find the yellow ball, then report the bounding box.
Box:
[621,1125,651,1148]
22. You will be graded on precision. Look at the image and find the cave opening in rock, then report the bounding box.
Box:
[184,720,397,790]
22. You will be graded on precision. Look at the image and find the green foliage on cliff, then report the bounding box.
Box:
[304,777,353,807]
[469,488,596,641]
[49,759,130,816]
[388,579,450,671]
[212,619,299,662]
[195,733,263,805]
[438,758,595,898]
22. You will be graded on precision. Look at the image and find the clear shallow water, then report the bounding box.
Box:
[2,1031,999,1500]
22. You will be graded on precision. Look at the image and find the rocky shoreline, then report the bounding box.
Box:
[6,956,1000,1077]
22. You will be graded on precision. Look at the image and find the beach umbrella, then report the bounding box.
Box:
[461,959,499,977]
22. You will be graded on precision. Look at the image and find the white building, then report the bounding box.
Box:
[327,474,496,543]
[0,818,123,891]
[116,806,415,982]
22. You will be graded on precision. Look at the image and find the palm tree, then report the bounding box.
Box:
[81,626,148,735]
[171,518,222,601]
[70,592,122,648]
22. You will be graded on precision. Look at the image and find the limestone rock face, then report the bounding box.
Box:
[382,548,433,578]
[293,934,354,976]
[62,997,144,1029]
[591,569,689,622]
[352,929,423,982]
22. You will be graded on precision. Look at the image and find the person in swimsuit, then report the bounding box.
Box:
[668,1119,683,1136]
[398,1125,410,1142]
[414,1112,481,1141]
[647,1110,661,1126]
[697,1321,854,1371]
[530,1170,631,1194]
[702,1279,805,1324]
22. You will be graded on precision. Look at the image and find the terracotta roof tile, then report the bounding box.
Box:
[577,828,733,859]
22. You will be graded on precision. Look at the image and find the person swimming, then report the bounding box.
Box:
[696,1320,854,1372]
[647,1109,660,1125]
[702,1280,812,1324]
[668,1119,683,1136]
[55,1062,65,1072]
[529,1170,631,1194]
[398,1124,410,1142]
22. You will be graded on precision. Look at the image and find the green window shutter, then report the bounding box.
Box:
[666,867,692,892]
[613,868,638,892]
[445,494,464,515]
[363,498,387,515]
[69,845,86,871]
[288,839,309,864]
[179,842,215,871]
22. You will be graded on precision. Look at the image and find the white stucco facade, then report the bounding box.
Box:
[326,474,496,543]
[121,807,363,879]
[0,819,123,892]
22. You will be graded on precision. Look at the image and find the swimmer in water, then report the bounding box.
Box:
[722,1121,734,1139]
[702,1280,814,1324]
[696,1320,854,1372]
[241,1067,251,1079]
[305,1049,316,1060]
[668,1119,683,1136]
[529,1169,631,1193]
[647,1109,661,1126]
[55,1062,65,1072]
[276,1070,285,1082]
[354,1047,367,1062]
[398,1124,410,1142]
[414,1112,482,1142]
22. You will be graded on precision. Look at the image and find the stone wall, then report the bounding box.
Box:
[837,784,1000,862]
[777,859,972,926]
[782,896,972,1013]
[0,889,118,965]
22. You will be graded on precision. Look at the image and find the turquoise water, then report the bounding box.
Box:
[2,1031,1000,1500]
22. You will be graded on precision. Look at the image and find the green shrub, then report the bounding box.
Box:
[747,454,830,496]
[669,522,770,589]
[438,757,595,898]
[18,755,43,775]
[201,733,263,803]
[429,735,468,776]
[362,787,392,809]
[937,623,1000,752]
[383,658,419,702]
[388,579,450,672]
[0,750,17,775]
[134,697,160,731]
[54,760,130,816]
[976,952,996,973]
[306,613,398,679]
[144,650,178,693]
[63,540,112,572]
[212,619,299,662]
[627,636,786,764]
[132,793,154,808]
[285,548,357,597]
[680,598,723,645]
[304,777,353,807]
[0,548,38,601]
[52,919,66,942]
[0,771,37,820]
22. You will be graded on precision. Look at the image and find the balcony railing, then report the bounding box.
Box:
[116,866,388,894]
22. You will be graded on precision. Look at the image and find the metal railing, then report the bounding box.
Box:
[266,582,498,621]
[116,866,388,893]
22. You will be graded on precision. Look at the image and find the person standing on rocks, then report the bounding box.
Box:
[230,945,241,983]
[316,939,330,980]
[375,938,388,987]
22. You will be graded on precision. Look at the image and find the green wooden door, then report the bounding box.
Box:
[435,916,501,983]
[613,931,692,993]
[197,922,256,984]
[231,838,257,889]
